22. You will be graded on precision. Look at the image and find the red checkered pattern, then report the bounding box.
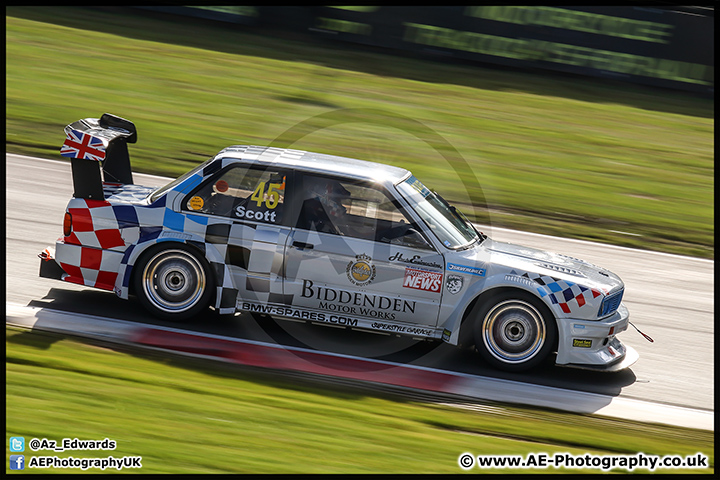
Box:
[556,286,602,314]
[56,240,122,292]
[57,198,129,292]
[65,199,126,250]
[515,270,604,314]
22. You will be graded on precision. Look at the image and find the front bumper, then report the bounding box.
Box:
[554,304,637,371]
[559,344,639,373]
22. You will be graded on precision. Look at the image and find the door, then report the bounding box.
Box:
[284,173,444,326]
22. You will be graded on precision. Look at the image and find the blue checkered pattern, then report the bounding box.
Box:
[100,147,307,314]
[51,146,341,315]
[511,270,601,314]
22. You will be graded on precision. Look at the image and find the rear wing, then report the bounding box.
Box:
[60,113,137,200]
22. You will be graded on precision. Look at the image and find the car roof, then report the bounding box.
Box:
[214,145,412,185]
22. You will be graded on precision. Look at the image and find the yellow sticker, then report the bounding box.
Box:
[346,254,376,286]
[572,339,592,348]
[188,196,204,210]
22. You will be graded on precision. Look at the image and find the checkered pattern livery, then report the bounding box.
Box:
[55,240,124,291]
[512,270,602,314]
[59,194,166,291]
[53,146,310,315]
[218,145,306,165]
[65,199,133,250]
[180,221,294,313]
[102,183,156,203]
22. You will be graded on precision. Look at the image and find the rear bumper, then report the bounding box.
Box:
[39,247,66,280]
[38,242,122,292]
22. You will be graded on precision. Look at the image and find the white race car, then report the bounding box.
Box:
[39,114,638,372]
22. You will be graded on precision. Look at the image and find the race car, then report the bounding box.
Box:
[39,113,638,372]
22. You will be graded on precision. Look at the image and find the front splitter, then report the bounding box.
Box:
[558,345,639,373]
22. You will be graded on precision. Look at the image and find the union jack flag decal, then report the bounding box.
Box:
[60,129,106,161]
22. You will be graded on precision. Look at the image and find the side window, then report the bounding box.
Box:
[184,166,287,226]
[297,174,433,249]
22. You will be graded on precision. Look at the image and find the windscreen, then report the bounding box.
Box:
[396,175,480,249]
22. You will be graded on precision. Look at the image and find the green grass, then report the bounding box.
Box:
[5,7,714,258]
[6,327,714,474]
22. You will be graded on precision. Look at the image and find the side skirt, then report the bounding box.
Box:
[237,300,446,341]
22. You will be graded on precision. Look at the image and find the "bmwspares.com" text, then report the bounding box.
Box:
[458,452,709,472]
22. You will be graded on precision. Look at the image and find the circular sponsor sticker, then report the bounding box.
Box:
[215,180,229,193]
[346,254,376,286]
[188,195,204,210]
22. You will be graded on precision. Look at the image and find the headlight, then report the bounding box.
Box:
[598,289,624,318]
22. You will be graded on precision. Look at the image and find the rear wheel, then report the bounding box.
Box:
[134,244,214,321]
[472,291,556,372]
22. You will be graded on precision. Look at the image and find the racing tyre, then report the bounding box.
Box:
[472,291,557,372]
[134,244,214,321]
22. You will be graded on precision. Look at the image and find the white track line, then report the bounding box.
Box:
[6,303,713,431]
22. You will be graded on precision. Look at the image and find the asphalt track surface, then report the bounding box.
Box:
[6,153,714,418]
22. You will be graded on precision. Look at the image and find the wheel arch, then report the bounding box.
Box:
[458,285,558,351]
[127,239,220,301]
[130,240,219,320]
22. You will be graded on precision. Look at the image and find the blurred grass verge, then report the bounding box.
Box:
[6,327,714,474]
[5,7,713,259]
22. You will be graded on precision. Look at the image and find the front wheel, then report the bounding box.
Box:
[472,292,557,372]
[134,244,214,321]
